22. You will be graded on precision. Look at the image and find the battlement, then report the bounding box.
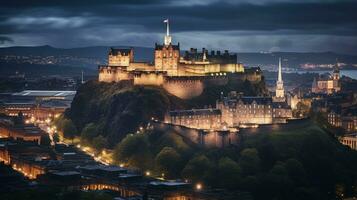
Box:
[108,48,134,67]
[183,48,237,64]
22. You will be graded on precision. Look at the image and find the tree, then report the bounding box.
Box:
[80,123,99,146]
[181,154,213,182]
[113,134,153,170]
[239,148,261,176]
[155,147,182,178]
[92,135,107,152]
[217,157,241,189]
[62,119,78,143]
[263,162,293,199]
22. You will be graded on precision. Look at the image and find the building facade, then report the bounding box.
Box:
[166,109,222,130]
[165,91,293,131]
[312,66,341,94]
[217,92,293,127]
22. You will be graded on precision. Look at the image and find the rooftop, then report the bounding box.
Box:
[12,90,76,97]
[170,109,221,116]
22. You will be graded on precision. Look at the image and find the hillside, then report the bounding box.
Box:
[60,78,267,146]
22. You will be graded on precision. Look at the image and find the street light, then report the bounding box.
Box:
[195,183,202,191]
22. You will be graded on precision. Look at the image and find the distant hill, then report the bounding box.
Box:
[0,45,154,69]
[0,45,357,70]
[237,52,357,69]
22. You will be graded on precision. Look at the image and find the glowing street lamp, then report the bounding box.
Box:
[195,183,203,191]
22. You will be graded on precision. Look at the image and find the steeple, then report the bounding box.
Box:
[274,57,285,101]
[163,19,172,46]
[278,57,282,82]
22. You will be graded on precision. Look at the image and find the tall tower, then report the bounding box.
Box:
[164,19,172,45]
[154,19,180,75]
[274,58,285,101]
[333,59,340,80]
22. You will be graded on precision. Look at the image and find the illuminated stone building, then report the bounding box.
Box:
[108,48,133,67]
[165,91,293,131]
[167,109,222,130]
[312,64,341,94]
[154,21,180,76]
[217,92,293,126]
[98,20,253,99]
[328,106,357,133]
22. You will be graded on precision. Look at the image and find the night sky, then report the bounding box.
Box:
[0,0,356,54]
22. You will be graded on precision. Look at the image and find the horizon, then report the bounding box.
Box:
[2,44,357,56]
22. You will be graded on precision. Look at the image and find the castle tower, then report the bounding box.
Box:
[154,19,180,75]
[333,59,340,80]
[274,58,285,102]
[332,59,341,92]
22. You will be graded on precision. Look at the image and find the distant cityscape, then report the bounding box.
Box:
[1,19,357,200]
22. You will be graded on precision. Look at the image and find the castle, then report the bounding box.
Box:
[98,20,261,99]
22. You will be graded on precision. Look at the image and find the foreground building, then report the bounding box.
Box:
[217,92,293,126]
[166,91,293,131]
[98,20,261,99]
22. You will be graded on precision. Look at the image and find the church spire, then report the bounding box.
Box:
[278,57,282,82]
[274,57,285,101]
[163,19,172,45]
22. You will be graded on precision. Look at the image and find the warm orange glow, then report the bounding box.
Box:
[195,183,202,190]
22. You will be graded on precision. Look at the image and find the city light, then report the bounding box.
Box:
[195,183,203,191]
[145,171,151,176]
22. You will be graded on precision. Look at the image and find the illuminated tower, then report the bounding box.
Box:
[333,59,340,80]
[154,19,180,75]
[274,58,285,102]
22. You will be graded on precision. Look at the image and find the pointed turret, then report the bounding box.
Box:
[163,19,172,45]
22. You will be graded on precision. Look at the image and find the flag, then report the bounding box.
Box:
[163,19,168,23]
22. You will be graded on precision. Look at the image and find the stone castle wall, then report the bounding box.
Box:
[99,68,262,99]
[133,72,165,86]
[163,77,204,99]
[152,122,238,148]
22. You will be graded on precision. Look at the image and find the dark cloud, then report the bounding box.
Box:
[0,0,356,53]
[0,36,14,44]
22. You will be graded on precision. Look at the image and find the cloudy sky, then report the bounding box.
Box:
[0,0,356,54]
